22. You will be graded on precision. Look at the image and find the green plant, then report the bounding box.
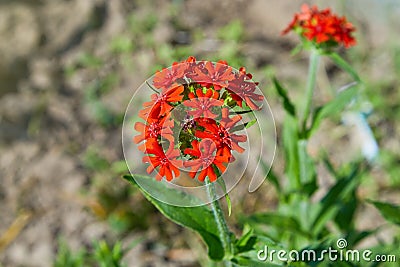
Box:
[54,240,85,267]
[54,239,129,267]
[121,4,399,267]
[215,20,245,68]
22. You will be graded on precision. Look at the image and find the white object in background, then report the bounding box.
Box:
[342,111,379,162]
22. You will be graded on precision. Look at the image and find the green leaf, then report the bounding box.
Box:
[308,84,358,138]
[230,119,257,132]
[321,152,339,178]
[297,140,317,196]
[334,189,358,231]
[365,240,400,267]
[282,114,300,190]
[93,240,125,267]
[245,119,257,129]
[290,43,303,56]
[233,235,288,266]
[326,52,361,82]
[346,229,377,247]
[54,239,86,267]
[122,174,224,260]
[226,194,232,217]
[235,224,257,254]
[311,164,362,235]
[368,200,400,226]
[282,117,316,196]
[231,109,254,115]
[272,77,296,117]
[265,169,281,193]
[247,213,311,239]
[217,178,232,216]
[297,238,348,266]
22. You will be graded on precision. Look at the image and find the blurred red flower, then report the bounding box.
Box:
[331,16,356,48]
[282,4,356,48]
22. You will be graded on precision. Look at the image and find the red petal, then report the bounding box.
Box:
[207,167,217,182]
[198,169,207,182]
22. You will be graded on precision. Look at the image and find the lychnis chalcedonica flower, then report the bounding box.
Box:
[123,57,276,206]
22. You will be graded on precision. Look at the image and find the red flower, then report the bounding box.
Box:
[194,61,235,90]
[331,16,356,48]
[184,88,223,119]
[181,56,201,80]
[298,4,330,21]
[142,140,182,181]
[186,56,196,63]
[195,108,247,154]
[134,117,174,151]
[227,72,263,110]
[282,4,330,35]
[135,56,263,183]
[303,13,335,43]
[282,15,299,35]
[184,139,230,182]
[153,62,187,90]
[139,85,184,120]
[282,4,356,48]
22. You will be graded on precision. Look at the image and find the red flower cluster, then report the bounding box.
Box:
[134,56,263,182]
[282,4,356,48]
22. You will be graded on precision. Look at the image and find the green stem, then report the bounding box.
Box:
[205,177,233,265]
[301,49,320,134]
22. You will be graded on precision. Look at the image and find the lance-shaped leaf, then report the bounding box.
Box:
[272,77,296,117]
[325,51,361,83]
[368,200,400,226]
[307,84,358,138]
[123,174,225,260]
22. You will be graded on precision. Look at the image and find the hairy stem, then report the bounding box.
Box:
[205,177,233,266]
[302,49,320,134]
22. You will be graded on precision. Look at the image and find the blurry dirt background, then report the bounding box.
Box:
[1,0,400,266]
